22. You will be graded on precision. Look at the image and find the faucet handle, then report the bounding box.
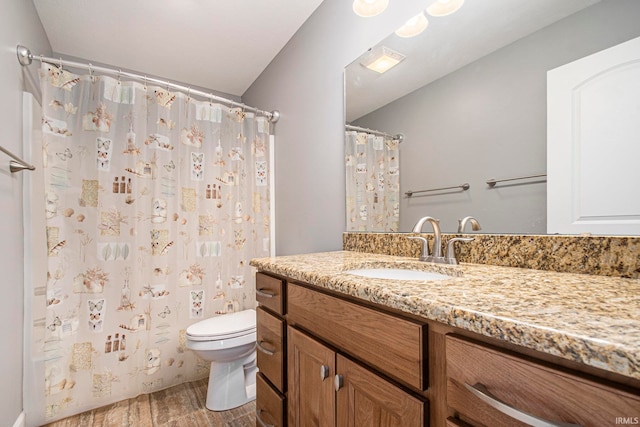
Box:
[408,236,429,260]
[445,237,474,264]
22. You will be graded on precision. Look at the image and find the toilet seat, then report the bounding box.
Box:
[186,309,256,342]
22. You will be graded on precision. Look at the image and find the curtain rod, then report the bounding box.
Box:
[345,124,404,143]
[16,45,280,123]
[0,145,35,173]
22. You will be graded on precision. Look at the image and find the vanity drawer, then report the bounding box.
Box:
[256,307,285,392]
[287,283,427,390]
[446,335,640,427]
[256,372,285,427]
[256,272,285,315]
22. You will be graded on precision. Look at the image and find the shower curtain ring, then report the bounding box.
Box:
[209,93,213,106]
[59,57,63,70]
[118,69,122,84]
[143,75,147,91]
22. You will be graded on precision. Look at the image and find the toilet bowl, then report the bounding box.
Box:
[186,309,257,411]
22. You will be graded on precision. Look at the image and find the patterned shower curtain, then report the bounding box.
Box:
[38,63,271,421]
[345,131,400,231]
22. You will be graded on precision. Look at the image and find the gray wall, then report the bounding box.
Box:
[0,1,51,425]
[354,0,640,234]
[243,0,425,255]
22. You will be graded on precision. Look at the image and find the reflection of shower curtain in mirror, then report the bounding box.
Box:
[345,131,399,231]
[32,63,271,424]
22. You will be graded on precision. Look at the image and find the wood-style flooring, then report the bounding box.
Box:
[41,378,255,427]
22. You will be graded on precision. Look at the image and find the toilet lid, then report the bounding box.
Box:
[186,309,256,340]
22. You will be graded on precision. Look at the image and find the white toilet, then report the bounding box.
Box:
[186,309,257,411]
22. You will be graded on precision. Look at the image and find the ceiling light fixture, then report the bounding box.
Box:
[352,0,389,18]
[426,0,465,17]
[395,11,429,38]
[360,46,406,74]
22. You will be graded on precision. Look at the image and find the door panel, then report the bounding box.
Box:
[548,35,640,235]
[288,326,336,427]
[336,355,426,427]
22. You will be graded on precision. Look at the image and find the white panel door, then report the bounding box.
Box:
[547,36,640,235]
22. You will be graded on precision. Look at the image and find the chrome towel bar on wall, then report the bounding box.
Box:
[0,145,35,173]
[405,183,470,197]
[486,174,546,187]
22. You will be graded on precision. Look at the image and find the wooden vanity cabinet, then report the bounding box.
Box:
[286,281,428,427]
[255,270,640,427]
[288,326,426,427]
[445,335,640,427]
[256,273,428,427]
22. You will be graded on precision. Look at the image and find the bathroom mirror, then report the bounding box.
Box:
[345,0,640,234]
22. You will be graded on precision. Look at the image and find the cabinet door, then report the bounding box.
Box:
[288,327,336,427]
[336,355,426,427]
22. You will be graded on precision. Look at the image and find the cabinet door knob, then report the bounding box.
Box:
[334,374,344,391]
[464,383,582,427]
[256,409,275,427]
[320,365,330,381]
[256,288,275,298]
[256,340,275,356]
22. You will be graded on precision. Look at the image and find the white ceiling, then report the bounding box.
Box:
[33,0,325,97]
[346,0,600,121]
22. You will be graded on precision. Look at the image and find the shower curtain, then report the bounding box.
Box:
[36,63,271,421]
[345,131,400,232]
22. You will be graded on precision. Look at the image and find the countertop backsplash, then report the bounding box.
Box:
[343,232,640,279]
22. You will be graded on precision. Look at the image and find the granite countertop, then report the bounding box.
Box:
[250,250,640,381]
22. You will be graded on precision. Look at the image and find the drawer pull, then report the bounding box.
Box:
[465,383,582,427]
[335,374,344,391]
[257,340,276,356]
[256,288,276,298]
[320,365,330,381]
[256,409,275,427]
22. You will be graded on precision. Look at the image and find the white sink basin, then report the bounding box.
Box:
[344,268,452,281]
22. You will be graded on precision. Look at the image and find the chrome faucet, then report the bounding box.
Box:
[411,216,475,264]
[457,216,482,233]
[411,216,443,261]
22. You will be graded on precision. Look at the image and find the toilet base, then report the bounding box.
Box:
[205,351,257,411]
